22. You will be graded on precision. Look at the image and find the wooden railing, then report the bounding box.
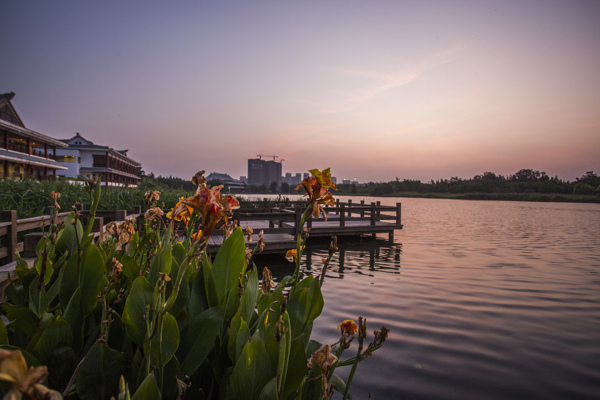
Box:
[0,205,143,265]
[1,201,401,265]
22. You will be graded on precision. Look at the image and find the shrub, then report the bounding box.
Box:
[0,170,388,400]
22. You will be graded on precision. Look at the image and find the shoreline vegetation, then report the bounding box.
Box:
[1,169,599,220]
[0,169,388,399]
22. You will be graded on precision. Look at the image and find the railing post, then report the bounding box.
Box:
[396,202,402,226]
[115,210,127,222]
[335,199,340,215]
[370,202,376,226]
[294,205,302,240]
[279,203,285,228]
[340,204,346,227]
[376,201,381,217]
[348,199,352,217]
[360,200,365,217]
[23,232,44,258]
[0,211,17,263]
[92,217,104,242]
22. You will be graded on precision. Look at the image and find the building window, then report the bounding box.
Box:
[56,155,76,163]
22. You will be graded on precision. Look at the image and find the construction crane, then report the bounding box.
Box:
[256,154,284,162]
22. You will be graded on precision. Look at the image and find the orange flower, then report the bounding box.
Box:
[174,171,240,239]
[191,229,203,242]
[338,319,357,337]
[295,168,337,221]
[167,198,194,226]
[285,246,305,261]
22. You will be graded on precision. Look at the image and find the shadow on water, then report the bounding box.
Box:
[252,235,402,283]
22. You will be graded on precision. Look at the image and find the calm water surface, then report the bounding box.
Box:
[263,197,600,399]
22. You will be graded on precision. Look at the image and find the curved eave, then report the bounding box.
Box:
[0,119,68,148]
[0,149,68,170]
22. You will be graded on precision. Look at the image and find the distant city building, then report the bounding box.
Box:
[56,132,141,187]
[206,172,245,191]
[248,158,282,187]
[342,179,351,185]
[0,92,68,180]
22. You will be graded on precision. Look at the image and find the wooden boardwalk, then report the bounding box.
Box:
[1,200,402,267]
[207,201,403,254]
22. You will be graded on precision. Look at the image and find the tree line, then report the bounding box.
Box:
[365,169,600,197]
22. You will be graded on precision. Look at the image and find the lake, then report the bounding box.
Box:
[258,196,600,399]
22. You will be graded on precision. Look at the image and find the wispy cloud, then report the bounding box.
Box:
[314,45,465,114]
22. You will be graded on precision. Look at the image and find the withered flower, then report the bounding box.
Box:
[256,230,265,252]
[245,246,252,267]
[144,207,164,220]
[49,191,61,210]
[261,267,276,295]
[0,349,61,400]
[110,258,123,282]
[105,217,136,247]
[308,344,338,398]
[244,226,254,242]
[144,190,161,205]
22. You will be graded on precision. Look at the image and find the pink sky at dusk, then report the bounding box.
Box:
[3,0,599,183]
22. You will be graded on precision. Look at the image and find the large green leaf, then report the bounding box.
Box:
[281,335,308,400]
[287,277,323,339]
[132,373,161,400]
[119,253,140,282]
[258,377,279,400]
[212,227,245,302]
[63,288,84,352]
[330,373,351,399]
[2,304,38,339]
[59,253,80,309]
[148,313,179,369]
[201,253,219,308]
[227,314,250,364]
[76,343,125,400]
[147,248,172,287]
[55,211,83,257]
[239,266,259,324]
[123,277,154,346]
[27,316,72,365]
[179,305,225,377]
[80,244,106,316]
[276,312,292,395]
[0,320,8,345]
[28,276,49,317]
[226,331,274,400]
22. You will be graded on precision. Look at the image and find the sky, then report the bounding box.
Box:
[2,0,599,183]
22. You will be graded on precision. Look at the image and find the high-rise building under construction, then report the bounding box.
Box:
[247,157,282,187]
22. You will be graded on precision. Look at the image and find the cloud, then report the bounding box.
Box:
[315,44,466,114]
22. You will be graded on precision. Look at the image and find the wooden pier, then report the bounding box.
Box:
[1,200,402,279]
[208,200,402,254]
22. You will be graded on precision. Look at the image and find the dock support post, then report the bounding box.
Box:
[294,205,302,240]
[396,202,402,227]
[340,204,346,227]
[0,211,17,263]
[370,202,376,226]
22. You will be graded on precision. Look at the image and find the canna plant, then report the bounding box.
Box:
[0,169,388,400]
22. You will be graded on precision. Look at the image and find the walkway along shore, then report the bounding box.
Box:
[0,200,402,293]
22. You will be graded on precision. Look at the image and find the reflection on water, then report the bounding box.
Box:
[256,198,600,400]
